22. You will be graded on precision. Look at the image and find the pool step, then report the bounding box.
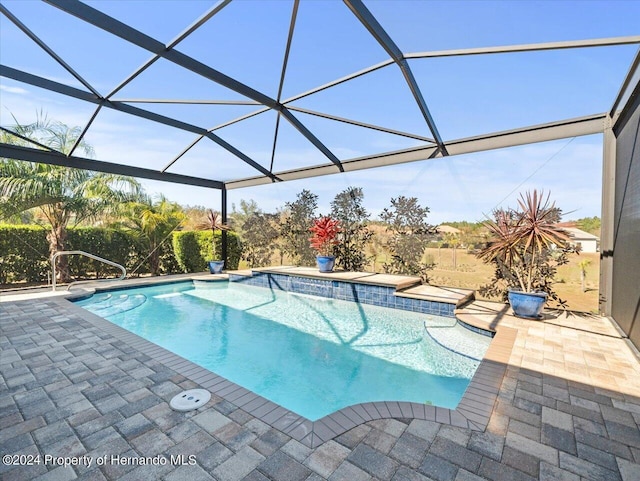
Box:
[423,321,486,361]
[83,293,147,317]
[395,285,475,308]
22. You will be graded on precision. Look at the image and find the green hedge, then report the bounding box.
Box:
[0,225,50,283]
[66,228,137,278]
[172,231,202,273]
[0,225,241,284]
[172,230,241,273]
[0,225,146,283]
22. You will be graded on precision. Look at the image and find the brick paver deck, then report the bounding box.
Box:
[1,295,639,481]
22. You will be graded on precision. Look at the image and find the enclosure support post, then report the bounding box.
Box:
[599,116,616,316]
[221,185,228,267]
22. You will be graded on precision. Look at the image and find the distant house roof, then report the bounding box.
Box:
[562,227,600,241]
[437,225,462,235]
[555,221,578,228]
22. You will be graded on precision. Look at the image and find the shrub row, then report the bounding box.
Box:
[172,231,241,273]
[0,225,241,284]
[0,225,50,283]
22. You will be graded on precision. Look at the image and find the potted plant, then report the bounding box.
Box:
[309,216,340,272]
[477,190,573,319]
[197,209,229,274]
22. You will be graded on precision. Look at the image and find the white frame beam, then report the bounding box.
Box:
[225,114,606,189]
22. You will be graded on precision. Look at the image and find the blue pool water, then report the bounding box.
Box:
[75,281,491,420]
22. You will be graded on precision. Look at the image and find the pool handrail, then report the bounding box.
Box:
[51,250,126,291]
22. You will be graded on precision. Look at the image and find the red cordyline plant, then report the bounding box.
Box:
[309,216,341,256]
[477,190,576,304]
[196,209,229,259]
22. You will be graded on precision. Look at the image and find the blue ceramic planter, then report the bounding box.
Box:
[508,289,547,319]
[208,260,225,274]
[316,255,336,273]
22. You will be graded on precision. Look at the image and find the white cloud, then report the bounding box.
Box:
[0,85,28,95]
[0,84,95,128]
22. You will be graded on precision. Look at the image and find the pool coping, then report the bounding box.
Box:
[61,280,516,448]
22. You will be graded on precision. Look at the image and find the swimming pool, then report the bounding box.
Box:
[75,280,491,421]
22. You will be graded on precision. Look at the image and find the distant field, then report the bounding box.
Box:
[422,248,600,314]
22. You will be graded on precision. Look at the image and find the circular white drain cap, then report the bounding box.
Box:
[170,389,211,412]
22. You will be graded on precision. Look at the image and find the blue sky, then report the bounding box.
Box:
[1,0,639,223]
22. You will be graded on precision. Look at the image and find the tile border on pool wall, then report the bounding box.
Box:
[228,272,456,317]
[60,290,516,448]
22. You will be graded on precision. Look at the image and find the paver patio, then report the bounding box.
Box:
[1,291,639,481]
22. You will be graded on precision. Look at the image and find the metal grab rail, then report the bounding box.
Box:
[51,250,126,291]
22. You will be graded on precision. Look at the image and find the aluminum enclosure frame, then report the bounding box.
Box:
[1,1,639,189]
[598,54,640,345]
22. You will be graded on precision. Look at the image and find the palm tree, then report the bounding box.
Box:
[120,195,186,275]
[0,114,140,282]
[443,232,461,270]
[578,259,591,293]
